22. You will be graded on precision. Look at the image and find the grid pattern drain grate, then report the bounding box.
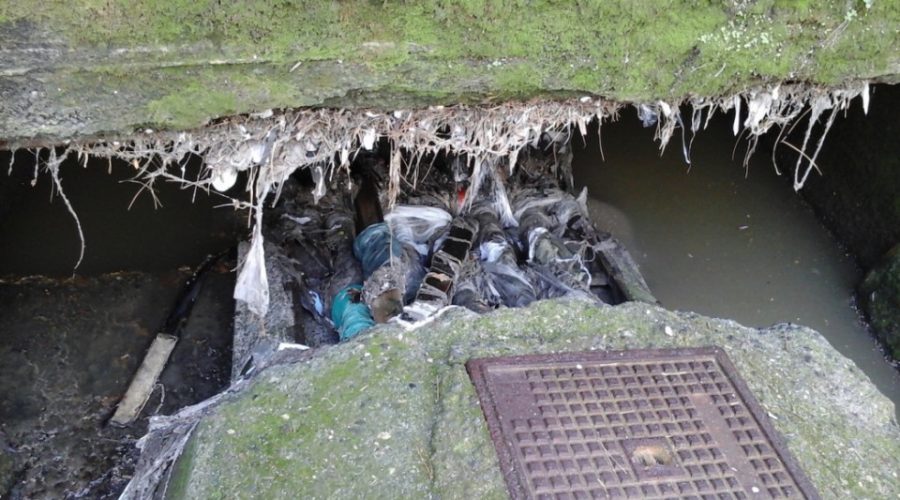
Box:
[467,347,818,499]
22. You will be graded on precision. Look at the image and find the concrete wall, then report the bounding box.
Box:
[782,84,900,359]
[793,84,900,268]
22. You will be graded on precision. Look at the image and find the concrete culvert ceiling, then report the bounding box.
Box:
[1,0,898,140]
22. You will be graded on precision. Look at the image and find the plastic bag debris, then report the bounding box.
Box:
[462,158,517,228]
[233,224,269,317]
[355,222,426,321]
[637,104,658,128]
[234,141,630,339]
[331,285,375,341]
[513,188,594,298]
[451,258,492,312]
[277,342,310,351]
[353,223,402,279]
[385,205,452,256]
[324,212,365,321]
[526,226,591,294]
[472,206,536,308]
[211,165,238,192]
[309,290,324,316]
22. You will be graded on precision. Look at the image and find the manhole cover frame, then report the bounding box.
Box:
[466,346,819,499]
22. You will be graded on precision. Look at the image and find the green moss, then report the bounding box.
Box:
[171,334,440,498]
[3,1,895,87]
[168,299,900,498]
[136,65,307,129]
[2,0,898,139]
[491,64,541,97]
[165,428,198,500]
[147,85,238,129]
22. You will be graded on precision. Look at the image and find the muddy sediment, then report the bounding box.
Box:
[0,150,242,497]
[0,270,234,499]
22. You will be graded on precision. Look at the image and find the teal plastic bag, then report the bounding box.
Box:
[331,284,375,341]
[353,223,402,279]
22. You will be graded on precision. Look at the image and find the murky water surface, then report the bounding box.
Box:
[573,114,900,418]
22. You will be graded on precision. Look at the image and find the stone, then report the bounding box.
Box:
[0,444,14,495]
[166,298,900,499]
[860,244,900,359]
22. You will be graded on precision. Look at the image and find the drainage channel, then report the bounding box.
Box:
[573,113,900,419]
[0,93,895,496]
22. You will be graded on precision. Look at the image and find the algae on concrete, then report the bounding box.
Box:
[0,447,13,495]
[1,1,898,142]
[860,244,900,360]
[168,298,900,499]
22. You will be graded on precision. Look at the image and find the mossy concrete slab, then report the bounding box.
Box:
[1,1,898,143]
[169,298,900,499]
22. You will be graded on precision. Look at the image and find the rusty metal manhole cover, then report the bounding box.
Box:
[467,347,818,499]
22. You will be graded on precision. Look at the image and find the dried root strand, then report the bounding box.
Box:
[45,147,86,273]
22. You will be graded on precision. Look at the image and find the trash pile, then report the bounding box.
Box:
[232,135,642,375]
[118,136,654,500]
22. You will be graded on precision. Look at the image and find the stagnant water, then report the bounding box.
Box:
[573,113,900,418]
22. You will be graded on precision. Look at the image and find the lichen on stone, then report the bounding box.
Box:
[157,298,900,499]
[860,244,900,359]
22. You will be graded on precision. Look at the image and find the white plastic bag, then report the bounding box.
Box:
[385,205,452,256]
[234,224,269,316]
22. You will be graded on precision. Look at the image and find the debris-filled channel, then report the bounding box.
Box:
[229,138,643,381]
[0,86,898,496]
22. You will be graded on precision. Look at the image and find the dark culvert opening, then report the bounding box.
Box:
[0,85,898,498]
[0,151,244,275]
[0,151,243,498]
